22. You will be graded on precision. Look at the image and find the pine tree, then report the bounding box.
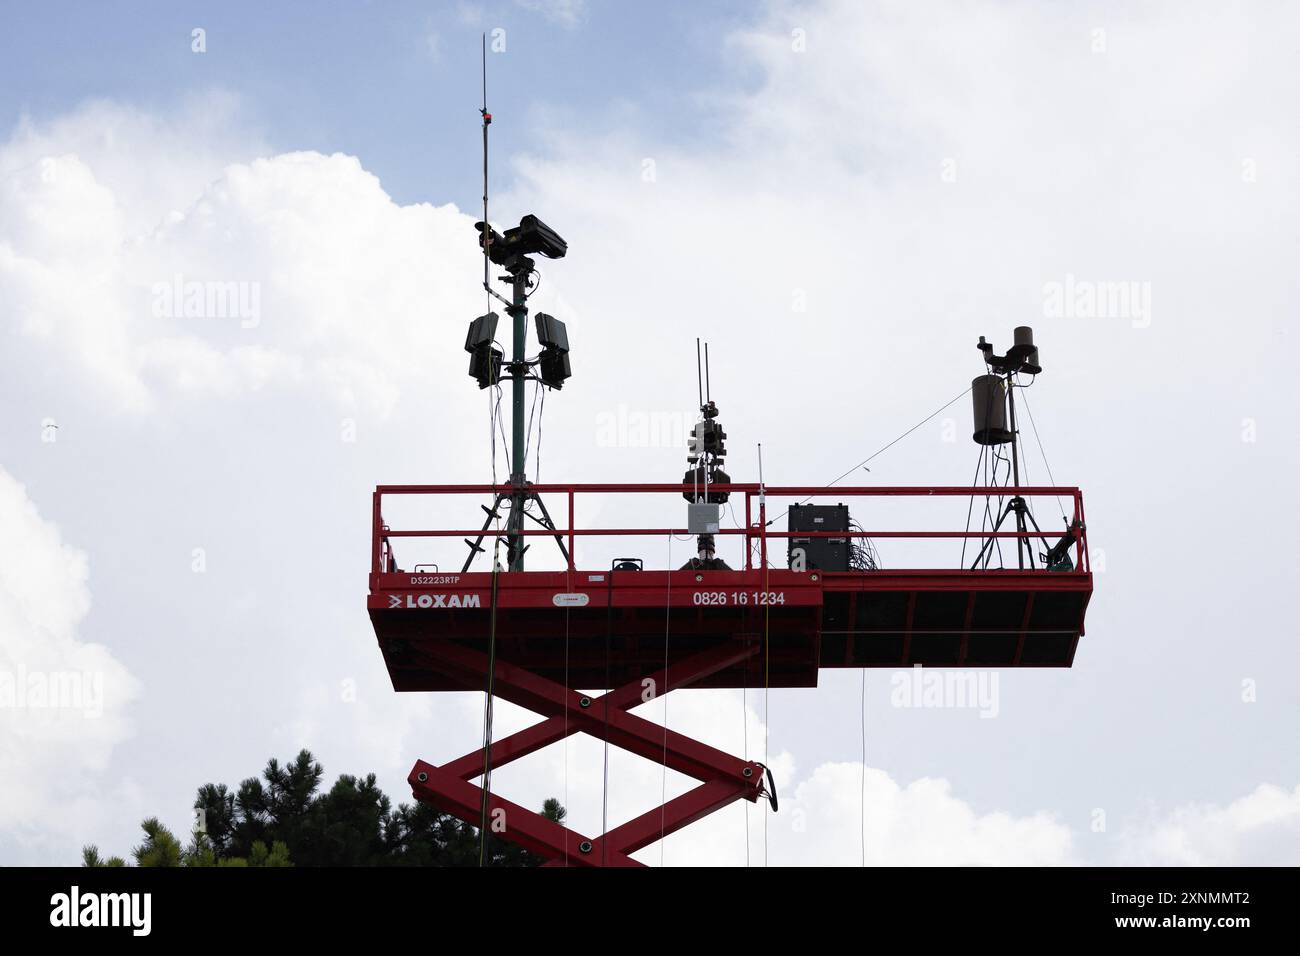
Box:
[82,749,562,867]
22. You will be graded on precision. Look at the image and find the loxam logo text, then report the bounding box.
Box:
[388,593,483,609]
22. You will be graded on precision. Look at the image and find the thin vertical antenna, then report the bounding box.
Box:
[695,338,704,408]
[704,342,711,403]
[480,33,491,296]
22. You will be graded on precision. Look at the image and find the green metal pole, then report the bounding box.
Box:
[507,268,528,570]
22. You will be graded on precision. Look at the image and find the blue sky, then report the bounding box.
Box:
[1,0,761,207]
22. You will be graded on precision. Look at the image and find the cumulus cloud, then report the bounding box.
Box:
[1118,784,1300,866]
[0,103,487,416]
[448,688,1073,866]
[0,468,138,846]
[464,687,1295,866]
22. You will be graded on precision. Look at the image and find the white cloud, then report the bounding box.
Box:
[0,467,139,847]
[454,688,1073,865]
[1118,784,1300,866]
[0,106,486,416]
[776,763,1075,866]
[469,686,1296,865]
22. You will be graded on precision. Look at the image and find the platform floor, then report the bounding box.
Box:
[368,567,1092,690]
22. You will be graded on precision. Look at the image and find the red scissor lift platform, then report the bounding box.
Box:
[368,482,1091,865]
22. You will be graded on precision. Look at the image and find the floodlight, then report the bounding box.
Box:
[465,312,499,351]
[537,348,571,389]
[534,313,569,352]
[468,345,503,389]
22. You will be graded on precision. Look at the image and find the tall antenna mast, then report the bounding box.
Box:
[682,340,730,570]
[480,34,492,298]
[696,338,704,408]
[461,40,572,572]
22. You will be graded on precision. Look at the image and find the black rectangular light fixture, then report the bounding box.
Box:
[534,313,569,351]
[534,312,571,389]
[465,312,499,351]
[466,312,502,389]
[537,348,571,389]
[468,345,503,389]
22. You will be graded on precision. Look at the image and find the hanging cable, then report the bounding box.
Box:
[860,668,866,867]
[493,379,511,475]
[660,532,672,867]
[744,638,751,868]
[763,551,771,866]
[769,384,973,527]
[488,381,499,488]
[562,520,572,867]
[535,386,545,482]
[478,288,505,864]
[524,378,541,464]
[985,444,1007,568]
[601,568,614,866]
[1018,383,1067,524]
[961,444,986,568]
[477,534,502,866]
[1014,386,1037,561]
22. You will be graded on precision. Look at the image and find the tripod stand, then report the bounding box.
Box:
[969,493,1049,570]
[461,481,570,572]
[969,338,1051,571]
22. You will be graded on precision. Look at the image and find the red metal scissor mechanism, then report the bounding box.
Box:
[369,482,1092,866]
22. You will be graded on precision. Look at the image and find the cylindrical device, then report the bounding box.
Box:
[1014,325,1042,373]
[972,374,1012,445]
[682,465,730,503]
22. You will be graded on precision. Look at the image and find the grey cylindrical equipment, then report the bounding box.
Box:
[1014,325,1041,373]
[972,374,1012,445]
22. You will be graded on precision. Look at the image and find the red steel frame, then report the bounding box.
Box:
[373,482,1088,865]
[406,641,767,866]
[372,483,1089,578]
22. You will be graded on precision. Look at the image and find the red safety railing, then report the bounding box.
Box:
[371,483,1088,576]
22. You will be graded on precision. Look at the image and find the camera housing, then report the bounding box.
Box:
[475,214,568,266]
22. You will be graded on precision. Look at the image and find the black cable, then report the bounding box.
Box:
[494,382,510,474]
[535,387,545,482]
[477,550,501,866]
[768,385,973,527]
[860,669,866,867]
[1018,383,1067,524]
[524,378,541,464]
[562,596,570,867]
[601,568,614,867]
[987,444,1007,567]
